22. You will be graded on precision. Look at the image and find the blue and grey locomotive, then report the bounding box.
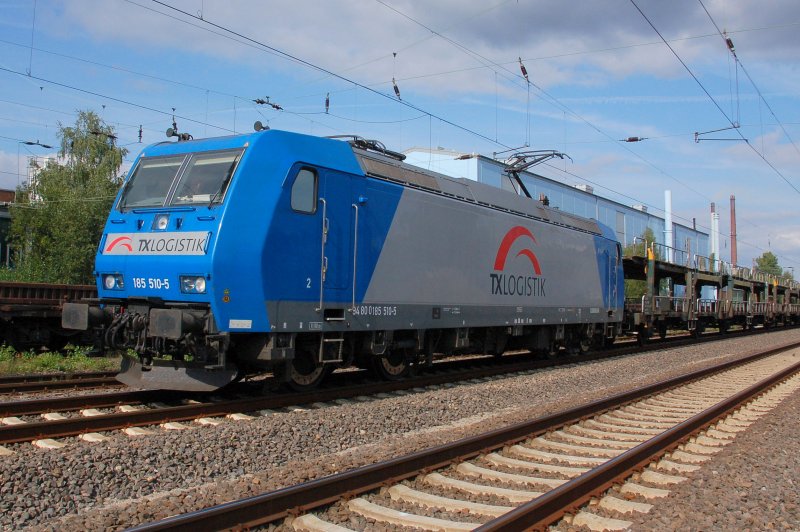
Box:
[63,128,625,391]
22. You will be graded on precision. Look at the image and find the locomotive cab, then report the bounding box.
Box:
[64,136,251,391]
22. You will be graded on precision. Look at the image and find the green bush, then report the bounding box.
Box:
[0,344,120,375]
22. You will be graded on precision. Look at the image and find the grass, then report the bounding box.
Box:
[0,344,121,375]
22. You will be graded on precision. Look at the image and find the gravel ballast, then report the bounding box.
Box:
[0,329,798,530]
[628,376,800,531]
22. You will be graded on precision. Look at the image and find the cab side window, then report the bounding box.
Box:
[291,168,317,213]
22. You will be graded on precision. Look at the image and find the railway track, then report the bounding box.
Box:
[124,340,800,531]
[0,327,788,448]
[0,370,118,394]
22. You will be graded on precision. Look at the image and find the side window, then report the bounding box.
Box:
[291,168,318,213]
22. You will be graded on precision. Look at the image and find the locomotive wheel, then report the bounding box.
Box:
[658,323,668,340]
[281,350,331,392]
[566,337,590,356]
[545,342,560,358]
[372,350,409,380]
[578,333,592,353]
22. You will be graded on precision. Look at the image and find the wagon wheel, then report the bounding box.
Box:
[602,335,616,348]
[579,336,592,353]
[636,325,650,346]
[545,340,560,358]
[372,349,410,380]
[278,348,331,392]
[46,334,71,352]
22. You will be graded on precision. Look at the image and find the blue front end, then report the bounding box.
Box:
[85,134,258,389]
[62,129,371,390]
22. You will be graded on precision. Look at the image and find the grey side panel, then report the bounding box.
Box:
[363,187,606,308]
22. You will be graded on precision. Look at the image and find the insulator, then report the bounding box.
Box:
[392,78,401,100]
[518,57,529,82]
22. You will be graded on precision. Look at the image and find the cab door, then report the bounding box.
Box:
[285,166,368,328]
[319,170,353,304]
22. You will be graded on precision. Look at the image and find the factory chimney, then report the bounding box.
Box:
[710,203,718,271]
[664,190,673,262]
[710,203,716,261]
[730,195,737,267]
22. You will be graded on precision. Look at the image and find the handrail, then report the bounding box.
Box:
[350,203,359,312]
[316,198,328,312]
[651,242,689,267]
[693,254,731,275]
[696,298,718,314]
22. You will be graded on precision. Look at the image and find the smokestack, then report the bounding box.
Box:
[710,203,716,260]
[730,195,737,267]
[713,212,720,269]
[664,190,673,262]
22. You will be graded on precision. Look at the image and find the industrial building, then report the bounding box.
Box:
[403,147,709,259]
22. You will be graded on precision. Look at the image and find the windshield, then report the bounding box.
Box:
[172,151,242,206]
[118,155,185,210]
[117,148,243,211]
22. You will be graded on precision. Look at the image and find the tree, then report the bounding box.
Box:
[9,111,127,284]
[754,251,782,277]
[624,227,659,300]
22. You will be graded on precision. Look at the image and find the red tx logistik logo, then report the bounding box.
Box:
[105,236,133,253]
[490,225,546,297]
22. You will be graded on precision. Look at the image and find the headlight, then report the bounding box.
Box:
[180,275,207,294]
[153,214,170,230]
[102,274,124,291]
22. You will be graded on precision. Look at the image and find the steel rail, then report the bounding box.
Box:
[0,389,175,418]
[0,376,119,394]
[0,370,115,384]
[124,339,800,531]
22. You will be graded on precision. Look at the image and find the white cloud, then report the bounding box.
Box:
[51,0,800,97]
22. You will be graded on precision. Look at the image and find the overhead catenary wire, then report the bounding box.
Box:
[629,0,800,196]
[697,0,800,158]
[0,63,367,151]
[1,11,797,111]
[0,15,792,149]
[367,0,714,208]
[0,65,237,135]
[148,0,514,151]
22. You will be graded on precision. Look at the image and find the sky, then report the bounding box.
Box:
[1,0,799,271]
